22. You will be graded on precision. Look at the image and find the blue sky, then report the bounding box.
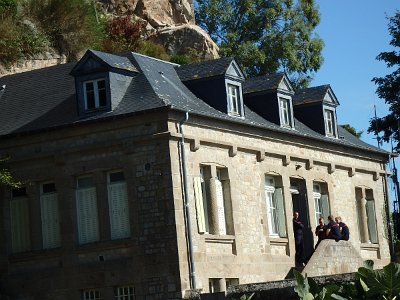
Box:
[312,1,398,150]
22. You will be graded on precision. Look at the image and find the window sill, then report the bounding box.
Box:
[9,247,63,263]
[76,238,133,253]
[269,237,289,245]
[360,242,379,250]
[204,234,235,244]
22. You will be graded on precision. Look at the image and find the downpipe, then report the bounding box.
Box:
[179,112,196,289]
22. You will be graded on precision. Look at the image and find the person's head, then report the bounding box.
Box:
[319,217,325,225]
[335,216,342,223]
[328,215,334,221]
[293,212,299,220]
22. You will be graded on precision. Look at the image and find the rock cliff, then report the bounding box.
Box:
[100,0,219,59]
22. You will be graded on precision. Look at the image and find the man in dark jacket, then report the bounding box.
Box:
[315,217,326,249]
[326,215,341,241]
[336,216,350,241]
[293,211,305,266]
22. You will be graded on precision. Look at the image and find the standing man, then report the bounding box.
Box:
[293,211,305,266]
[315,217,326,249]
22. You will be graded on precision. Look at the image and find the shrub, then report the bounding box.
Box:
[24,0,104,60]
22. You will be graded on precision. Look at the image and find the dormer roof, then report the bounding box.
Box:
[70,49,138,75]
[176,57,244,81]
[293,85,339,106]
[243,73,294,95]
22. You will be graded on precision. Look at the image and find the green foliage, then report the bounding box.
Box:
[237,293,255,300]
[170,48,204,65]
[196,0,324,88]
[368,11,400,151]
[341,124,363,138]
[24,0,104,60]
[0,157,21,188]
[294,260,400,300]
[0,3,48,66]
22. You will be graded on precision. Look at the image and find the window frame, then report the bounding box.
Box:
[324,108,337,137]
[225,79,244,117]
[82,289,101,300]
[278,96,293,128]
[83,78,107,111]
[313,183,322,225]
[265,176,278,236]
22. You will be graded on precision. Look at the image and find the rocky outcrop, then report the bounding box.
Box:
[100,0,219,59]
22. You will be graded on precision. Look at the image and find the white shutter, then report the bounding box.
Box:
[76,187,99,244]
[41,193,61,249]
[366,200,378,244]
[275,188,287,238]
[10,197,30,253]
[108,182,130,240]
[215,178,226,235]
[193,177,206,233]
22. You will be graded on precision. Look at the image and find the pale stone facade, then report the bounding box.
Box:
[0,50,391,299]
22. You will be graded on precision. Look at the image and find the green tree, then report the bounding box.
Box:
[341,124,363,138]
[368,11,400,151]
[0,157,20,188]
[195,0,324,88]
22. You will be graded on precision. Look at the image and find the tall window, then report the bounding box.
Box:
[366,194,378,244]
[115,286,135,300]
[265,176,286,237]
[279,97,291,127]
[10,188,31,253]
[83,289,101,300]
[40,182,61,249]
[84,79,107,110]
[313,182,330,225]
[193,165,233,235]
[356,188,378,244]
[76,176,99,244]
[108,171,130,240]
[227,84,241,116]
[324,109,336,137]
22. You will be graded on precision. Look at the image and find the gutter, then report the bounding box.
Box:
[179,112,196,289]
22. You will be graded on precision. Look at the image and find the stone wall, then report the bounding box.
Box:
[167,111,390,294]
[0,52,67,77]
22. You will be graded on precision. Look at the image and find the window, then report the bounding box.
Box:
[83,79,107,111]
[193,165,233,235]
[279,97,292,127]
[356,188,378,244]
[324,109,336,137]
[226,278,239,289]
[227,83,242,116]
[115,286,135,300]
[313,183,330,225]
[10,187,31,253]
[76,176,99,244]
[264,176,286,237]
[108,171,130,240]
[83,289,101,300]
[40,182,61,249]
[366,199,378,244]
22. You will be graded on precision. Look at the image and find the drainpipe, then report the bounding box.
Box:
[179,112,196,290]
[384,155,395,262]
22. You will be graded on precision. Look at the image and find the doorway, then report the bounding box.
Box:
[290,178,314,261]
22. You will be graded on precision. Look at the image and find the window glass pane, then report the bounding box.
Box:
[97,79,105,89]
[228,84,240,114]
[109,171,125,183]
[12,187,27,197]
[42,182,56,194]
[86,90,95,109]
[77,176,94,189]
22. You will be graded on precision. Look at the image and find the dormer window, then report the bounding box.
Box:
[279,97,292,127]
[84,79,107,111]
[324,108,336,137]
[226,81,244,117]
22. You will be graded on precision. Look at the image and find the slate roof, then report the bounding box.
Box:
[0,51,386,155]
[88,50,138,72]
[175,56,233,81]
[243,73,285,94]
[293,85,330,105]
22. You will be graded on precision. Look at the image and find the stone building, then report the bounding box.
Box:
[0,50,391,299]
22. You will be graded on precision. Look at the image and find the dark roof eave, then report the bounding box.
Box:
[0,106,171,141]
